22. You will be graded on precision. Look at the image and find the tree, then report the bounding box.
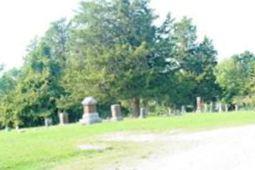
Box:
[61,0,178,117]
[192,37,219,102]
[168,17,219,108]
[215,51,255,104]
[42,18,71,69]
[12,20,71,126]
[0,68,20,128]
[13,43,57,126]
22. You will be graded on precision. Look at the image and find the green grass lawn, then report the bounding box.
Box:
[1,111,255,170]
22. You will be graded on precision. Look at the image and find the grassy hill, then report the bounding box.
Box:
[1,111,255,170]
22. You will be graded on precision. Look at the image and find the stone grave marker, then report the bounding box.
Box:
[5,126,11,132]
[140,107,146,119]
[225,104,229,112]
[181,105,186,114]
[58,112,69,125]
[79,97,102,125]
[209,102,214,113]
[235,104,239,111]
[196,97,202,113]
[203,103,208,113]
[218,102,222,112]
[44,118,52,127]
[111,104,123,121]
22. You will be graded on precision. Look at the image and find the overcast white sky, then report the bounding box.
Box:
[0,0,255,70]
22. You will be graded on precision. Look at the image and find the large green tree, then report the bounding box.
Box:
[0,68,20,128]
[3,19,71,127]
[169,17,219,108]
[61,0,177,117]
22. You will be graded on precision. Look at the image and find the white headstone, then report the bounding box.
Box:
[181,105,186,114]
[140,107,146,119]
[44,118,52,127]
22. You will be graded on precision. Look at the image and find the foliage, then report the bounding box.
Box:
[0,0,222,127]
[165,18,219,108]
[61,0,178,117]
[215,51,255,103]
[0,69,20,127]
[0,19,71,127]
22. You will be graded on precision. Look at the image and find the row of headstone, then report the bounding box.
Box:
[43,97,124,127]
[45,96,242,127]
[44,113,69,127]
[196,96,239,113]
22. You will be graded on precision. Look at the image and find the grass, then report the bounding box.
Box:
[1,111,255,170]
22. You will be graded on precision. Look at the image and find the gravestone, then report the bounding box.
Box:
[5,126,11,132]
[168,108,172,116]
[44,118,52,127]
[204,103,208,113]
[235,104,239,111]
[79,97,102,125]
[58,112,69,125]
[140,107,146,118]
[225,104,229,112]
[218,102,222,112]
[196,97,202,113]
[209,102,214,113]
[181,105,186,114]
[111,104,123,121]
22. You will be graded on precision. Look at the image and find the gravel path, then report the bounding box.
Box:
[109,125,255,170]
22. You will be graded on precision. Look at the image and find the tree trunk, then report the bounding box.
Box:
[132,97,140,117]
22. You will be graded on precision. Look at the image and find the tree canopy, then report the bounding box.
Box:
[0,0,237,128]
[215,51,255,104]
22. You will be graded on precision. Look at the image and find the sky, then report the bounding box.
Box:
[0,0,255,70]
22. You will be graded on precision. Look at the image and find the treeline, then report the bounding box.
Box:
[216,51,255,106]
[0,0,254,128]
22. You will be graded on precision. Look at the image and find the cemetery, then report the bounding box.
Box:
[0,111,255,169]
[1,94,255,169]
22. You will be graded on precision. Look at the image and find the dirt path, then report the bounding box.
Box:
[106,125,255,170]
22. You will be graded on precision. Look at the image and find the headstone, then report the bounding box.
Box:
[203,103,208,113]
[181,105,186,114]
[58,112,69,125]
[44,118,52,127]
[209,102,214,113]
[79,97,102,125]
[111,104,123,121]
[140,107,146,118]
[5,126,10,132]
[196,97,202,113]
[235,104,239,111]
[168,108,172,116]
[218,102,222,112]
[174,109,181,115]
[225,104,229,112]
